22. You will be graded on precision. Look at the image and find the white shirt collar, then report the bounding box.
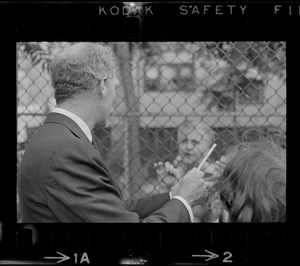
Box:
[52,107,93,142]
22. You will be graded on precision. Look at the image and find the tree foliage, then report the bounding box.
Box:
[140,41,286,111]
[17,42,72,72]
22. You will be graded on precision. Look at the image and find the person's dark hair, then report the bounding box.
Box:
[50,42,115,105]
[215,137,286,222]
[241,127,286,149]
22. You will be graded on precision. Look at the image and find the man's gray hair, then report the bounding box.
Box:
[50,42,116,104]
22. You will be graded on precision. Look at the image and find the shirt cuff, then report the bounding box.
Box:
[172,196,194,222]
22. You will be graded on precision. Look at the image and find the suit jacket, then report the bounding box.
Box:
[17,113,190,223]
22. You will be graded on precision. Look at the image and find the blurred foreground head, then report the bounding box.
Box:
[216,136,286,222]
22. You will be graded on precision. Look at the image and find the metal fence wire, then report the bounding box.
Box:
[17,42,286,201]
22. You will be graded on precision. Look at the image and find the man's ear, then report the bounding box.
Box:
[98,77,108,97]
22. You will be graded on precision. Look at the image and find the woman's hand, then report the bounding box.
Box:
[154,161,182,188]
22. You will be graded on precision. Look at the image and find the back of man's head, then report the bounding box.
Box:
[50,42,115,105]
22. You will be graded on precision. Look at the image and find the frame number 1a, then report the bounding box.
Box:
[74,252,90,264]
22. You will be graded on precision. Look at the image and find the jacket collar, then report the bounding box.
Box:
[44,112,91,144]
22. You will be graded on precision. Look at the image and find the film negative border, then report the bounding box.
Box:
[0,1,299,265]
[0,223,295,265]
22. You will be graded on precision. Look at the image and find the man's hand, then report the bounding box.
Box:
[171,168,208,207]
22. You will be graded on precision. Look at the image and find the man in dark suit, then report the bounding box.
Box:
[17,42,208,223]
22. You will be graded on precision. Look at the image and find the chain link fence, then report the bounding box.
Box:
[17,42,286,203]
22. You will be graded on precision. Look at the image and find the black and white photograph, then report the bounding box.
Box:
[16,41,286,224]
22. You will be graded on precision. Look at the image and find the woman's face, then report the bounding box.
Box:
[178,129,211,165]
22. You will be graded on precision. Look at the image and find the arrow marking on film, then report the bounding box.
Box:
[192,250,219,261]
[44,252,70,264]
